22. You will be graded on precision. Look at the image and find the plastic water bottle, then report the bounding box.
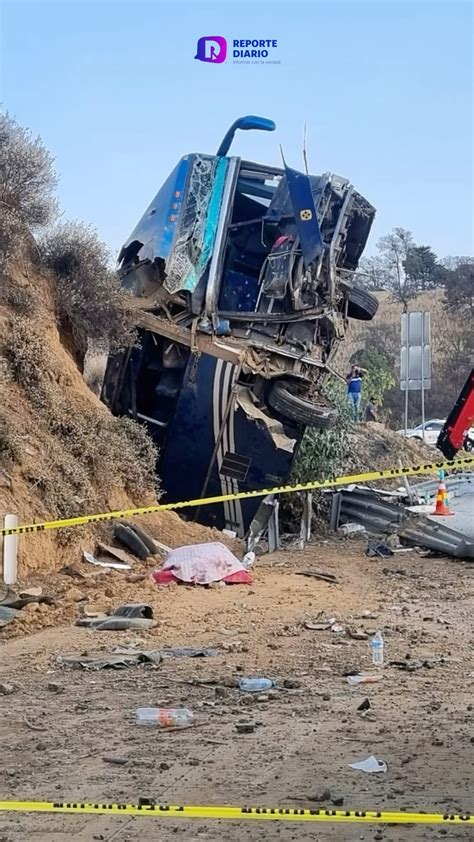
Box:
[239,678,273,693]
[242,551,256,569]
[135,707,194,727]
[371,631,384,666]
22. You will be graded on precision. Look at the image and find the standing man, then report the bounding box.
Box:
[346,363,368,421]
[365,396,378,423]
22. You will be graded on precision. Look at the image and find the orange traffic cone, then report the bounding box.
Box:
[432,471,454,516]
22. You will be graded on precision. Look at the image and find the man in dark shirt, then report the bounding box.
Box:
[365,396,378,422]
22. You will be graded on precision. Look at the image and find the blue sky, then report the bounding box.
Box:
[1,0,472,259]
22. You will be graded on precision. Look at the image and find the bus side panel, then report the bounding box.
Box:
[158,354,300,536]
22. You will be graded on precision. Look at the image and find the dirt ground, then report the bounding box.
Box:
[0,537,473,842]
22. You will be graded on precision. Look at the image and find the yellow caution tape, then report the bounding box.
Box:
[1,456,472,537]
[0,800,471,824]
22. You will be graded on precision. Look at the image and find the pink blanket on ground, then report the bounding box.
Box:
[151,542,252,586]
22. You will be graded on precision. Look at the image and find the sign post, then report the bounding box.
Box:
[401,312,432,438]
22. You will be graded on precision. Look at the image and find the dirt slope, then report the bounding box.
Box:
[0,260,218,577]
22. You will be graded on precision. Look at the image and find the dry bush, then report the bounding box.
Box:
[4,315,52,410]
[0,270,37,315]
[25,450,97,519]
[0,112,58,262]
[0,414,20,463]
[40,222,136,359]
[50,407,159,500]
[5,317,158,514]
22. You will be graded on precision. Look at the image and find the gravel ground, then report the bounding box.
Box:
[0,538,473,841]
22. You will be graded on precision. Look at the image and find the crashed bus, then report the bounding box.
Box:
[102,116,378,537]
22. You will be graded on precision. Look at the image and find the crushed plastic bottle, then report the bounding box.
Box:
[347,673,383,686]
[239,678,273,693]
[242,551,256,569]
[135,707,194,727]
[371,631,384,666]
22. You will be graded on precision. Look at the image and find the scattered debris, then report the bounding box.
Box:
[18,586,42,598]
[60,564,87,580]
[22,715,47,732]
[46,682,64,693]
[0,606,20,627]
[296,570,339,584]
[151,542,253,586]
[58,650,162,670]
[114,523,150,559]
[330,622,345,634]
[366,542,394,558]
[308,788,331,802]
[135,707,194,728]
[235,722,255,734]
[120,521,160,555]
[347,673,383,686]
[159,647,219,659]
[346,628,369,641]
[357,698,371,711]
[75,603,155,630]
[242,551,256,569]
[382,567,420,579]
[239,678,274,693]
[349,755,387,773]
[97,543,136,566]
[304,620,331,631]
[83,550,131,571]
[389,657,446,672]
[338,522,367,537]
[103,756,128,766]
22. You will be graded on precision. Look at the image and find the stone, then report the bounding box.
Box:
[308,788,331,802]
[64,587,85,602]
[0,683,15,695]
[19,586,42,598]
[47,682,64,693]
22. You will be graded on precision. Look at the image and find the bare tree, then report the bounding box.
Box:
[354,256,391,291]
[376,228,416,310]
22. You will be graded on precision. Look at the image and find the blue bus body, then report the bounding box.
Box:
[103,118,377,537]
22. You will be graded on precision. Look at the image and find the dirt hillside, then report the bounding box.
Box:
[0,259,220,578]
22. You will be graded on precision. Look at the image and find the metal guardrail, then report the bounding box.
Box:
[331,487,474,560]
[408,472,474,499]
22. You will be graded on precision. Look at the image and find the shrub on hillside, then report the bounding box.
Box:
[41,222,136,359]
[0,414,20,463]
[0,112,58,262]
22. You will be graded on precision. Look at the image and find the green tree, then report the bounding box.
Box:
[403,245,447,291]
[442,261,474,316]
